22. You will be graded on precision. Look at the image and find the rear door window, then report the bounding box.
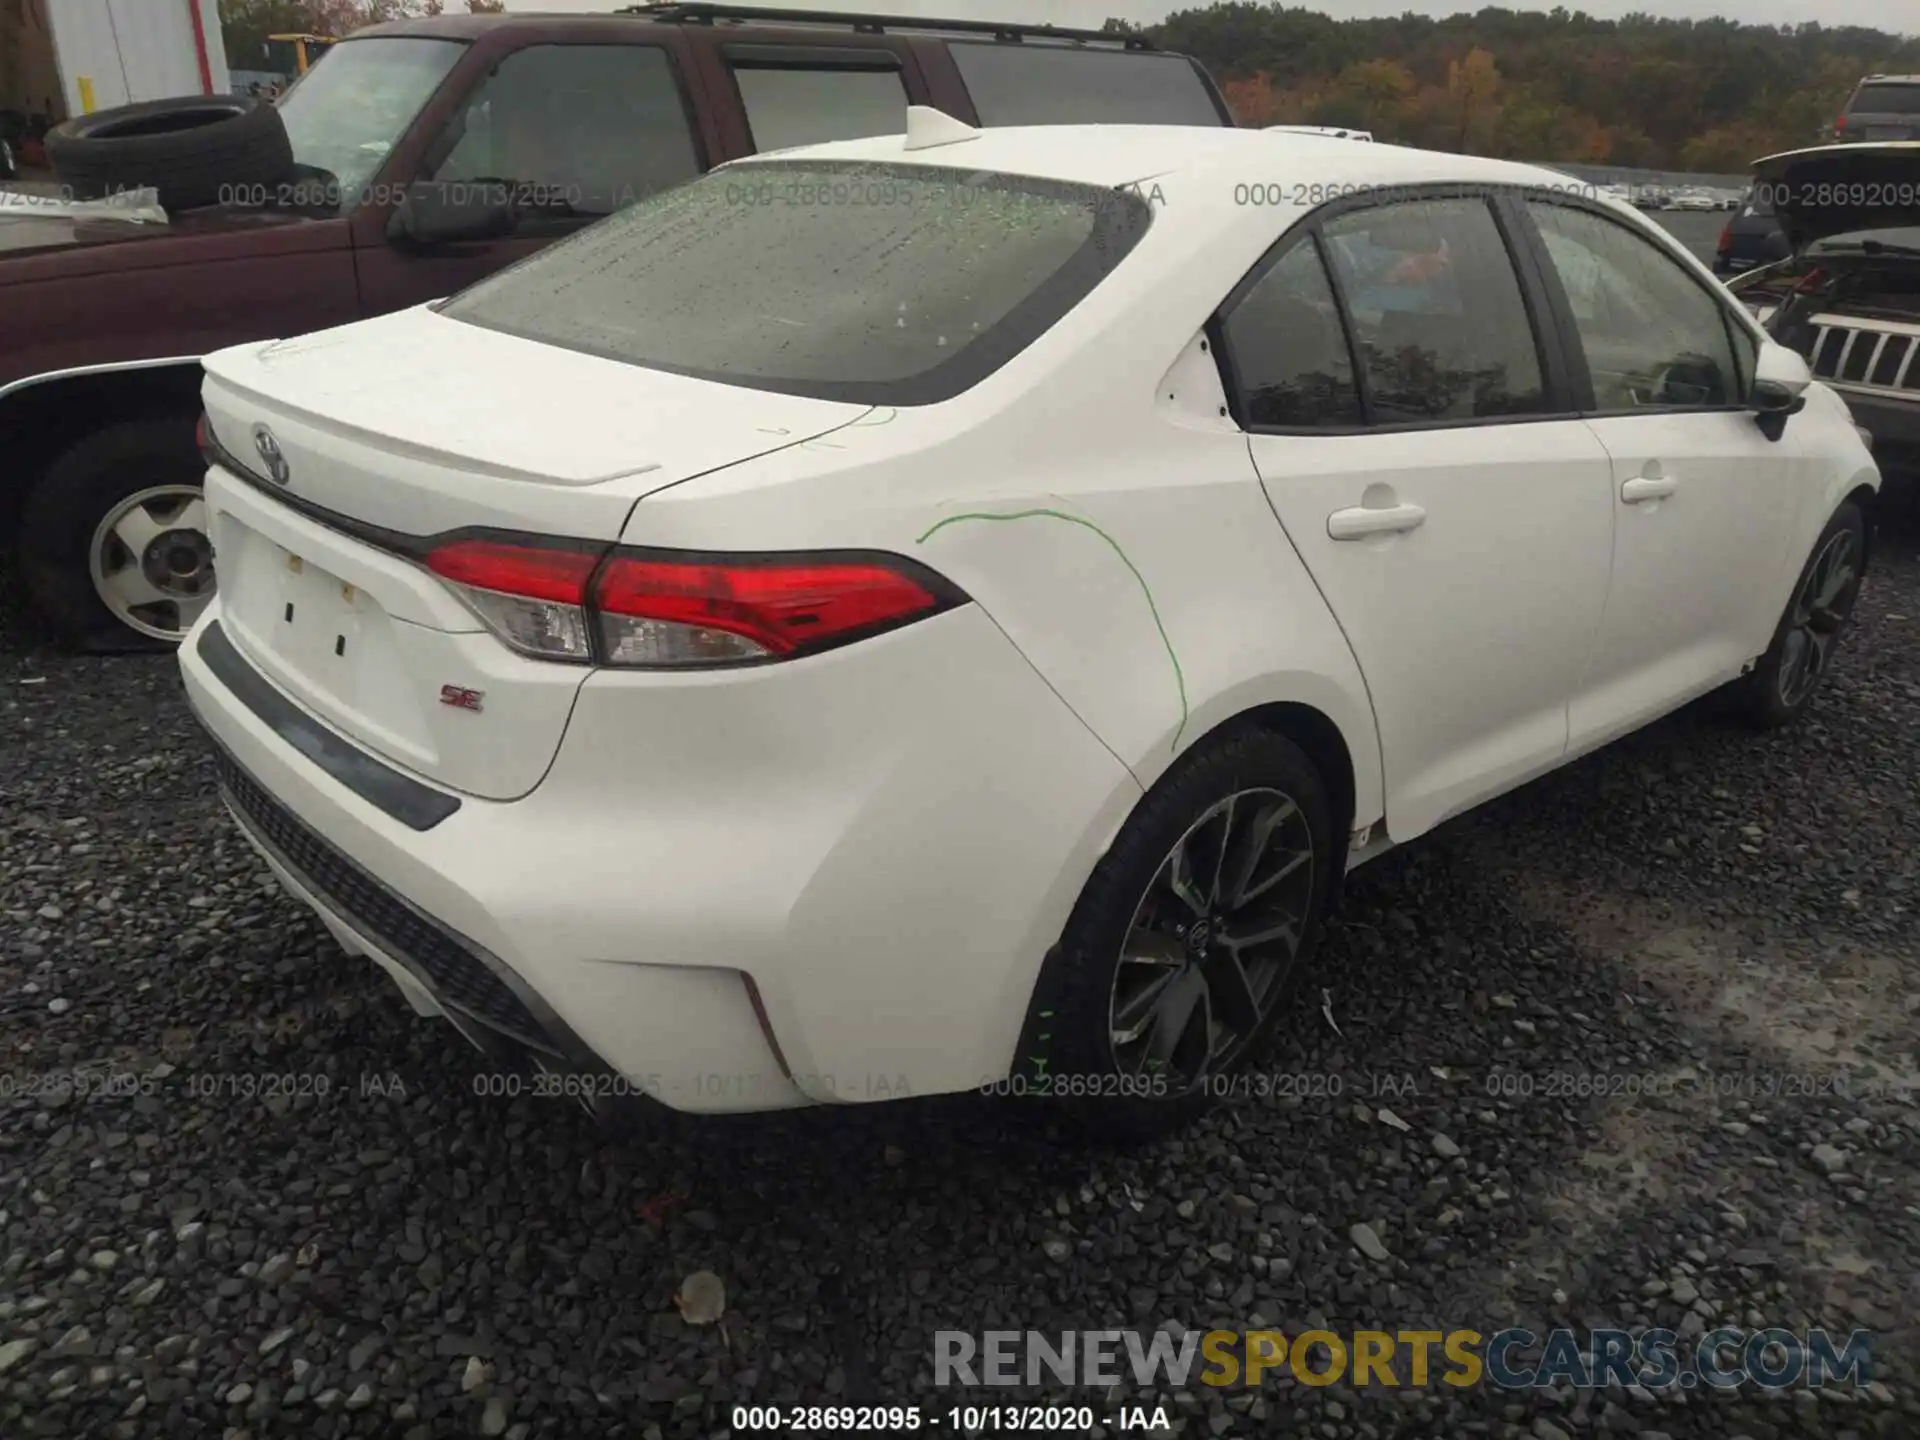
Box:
[1219,240,1363,429]
[422,44,702,223]
[439,161,1154,406]
[947,42,1224,126]
[1318,196,1549,423]
[726,46,911,151]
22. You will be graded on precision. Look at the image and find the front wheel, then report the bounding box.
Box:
[17,416,213,650]
[1727,500,1867,729]
[1025,727,1337,1142]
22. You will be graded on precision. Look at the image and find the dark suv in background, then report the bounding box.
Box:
[1835,75,1920,143]
[0,2,1230,649]
[1727,142,1920,505]
[1714,179,1789,276]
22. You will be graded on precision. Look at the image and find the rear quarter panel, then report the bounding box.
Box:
[618,171,1385,827]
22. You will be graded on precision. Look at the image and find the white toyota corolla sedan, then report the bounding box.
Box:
[180,113,1881,1138]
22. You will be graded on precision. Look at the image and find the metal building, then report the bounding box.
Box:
[2,0,230,122]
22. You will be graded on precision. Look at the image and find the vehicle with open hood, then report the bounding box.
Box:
[1726,141,1920,497]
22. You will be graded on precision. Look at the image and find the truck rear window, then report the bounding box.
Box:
[1849,83,1920,115]
[438,161,1153,406]
[947,42,1227,127]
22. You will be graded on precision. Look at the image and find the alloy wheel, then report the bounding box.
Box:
[87,486,215,642]
[1107,787,1317,1090]
[1777,527,1861,709]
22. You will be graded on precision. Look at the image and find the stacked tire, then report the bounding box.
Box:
[46,95,294,212]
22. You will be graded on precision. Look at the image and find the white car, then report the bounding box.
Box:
[1669,189,1723,212]
[180,111,1881,1139]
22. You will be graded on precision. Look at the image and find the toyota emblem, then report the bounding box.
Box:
[252,424,290,486]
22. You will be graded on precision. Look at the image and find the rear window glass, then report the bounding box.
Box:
[948,43,1224,127]
[1850,82,1920,115]
[438,161,1153,405]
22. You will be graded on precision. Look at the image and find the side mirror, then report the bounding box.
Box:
[387,180,512,248]
[1749,341,1810,442]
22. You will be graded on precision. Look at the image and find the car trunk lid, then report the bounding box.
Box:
[199,307,871,800]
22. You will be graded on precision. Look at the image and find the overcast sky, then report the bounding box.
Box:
[502,0,1915,36]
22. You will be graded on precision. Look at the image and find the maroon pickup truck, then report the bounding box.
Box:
[0,3,1231,648]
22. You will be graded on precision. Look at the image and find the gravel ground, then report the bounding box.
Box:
[1,508,1917,1440]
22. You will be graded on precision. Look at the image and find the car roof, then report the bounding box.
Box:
[730,122,1578,194]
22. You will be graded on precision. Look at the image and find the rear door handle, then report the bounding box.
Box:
[1621,475,1677,503]
[1328,502,1426,540]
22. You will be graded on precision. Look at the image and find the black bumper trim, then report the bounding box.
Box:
[204,734,569,1059]
[197,619,460,832]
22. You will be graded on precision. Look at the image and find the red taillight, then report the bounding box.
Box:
[424,538,606,663]
[420,537,960,668]
[1717,221,1732,254]
[1835,114,1847,132]
[425,538,600,605]
[592,554,944,664]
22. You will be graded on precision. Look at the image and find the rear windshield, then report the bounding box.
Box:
[1849,82,1920,115]
[439,161,1154,405]
[948,42,1226,127]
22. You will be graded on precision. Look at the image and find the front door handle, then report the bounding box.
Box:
[1328,502,1426,540]
[1621,475,1677,503]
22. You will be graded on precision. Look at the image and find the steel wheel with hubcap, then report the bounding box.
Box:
[16,414,207,651]
[1108,787,1315,1089]
[88,485,216,641]
[1026,726,1337,1141]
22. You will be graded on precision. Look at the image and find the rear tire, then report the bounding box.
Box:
[1021,727,1336,1143]
[17,416,211,651]
[1727,500,1867,729]
[46,96,292,211]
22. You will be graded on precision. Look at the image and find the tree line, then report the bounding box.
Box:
[1116,5,1920,171]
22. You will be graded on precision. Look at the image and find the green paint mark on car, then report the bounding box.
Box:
[914,507,1188,753]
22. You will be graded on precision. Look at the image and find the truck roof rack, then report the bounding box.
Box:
[615,3,1158,50]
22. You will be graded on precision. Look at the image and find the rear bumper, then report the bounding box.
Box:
[210,745,680,1123]
[180,599,1140,1113]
